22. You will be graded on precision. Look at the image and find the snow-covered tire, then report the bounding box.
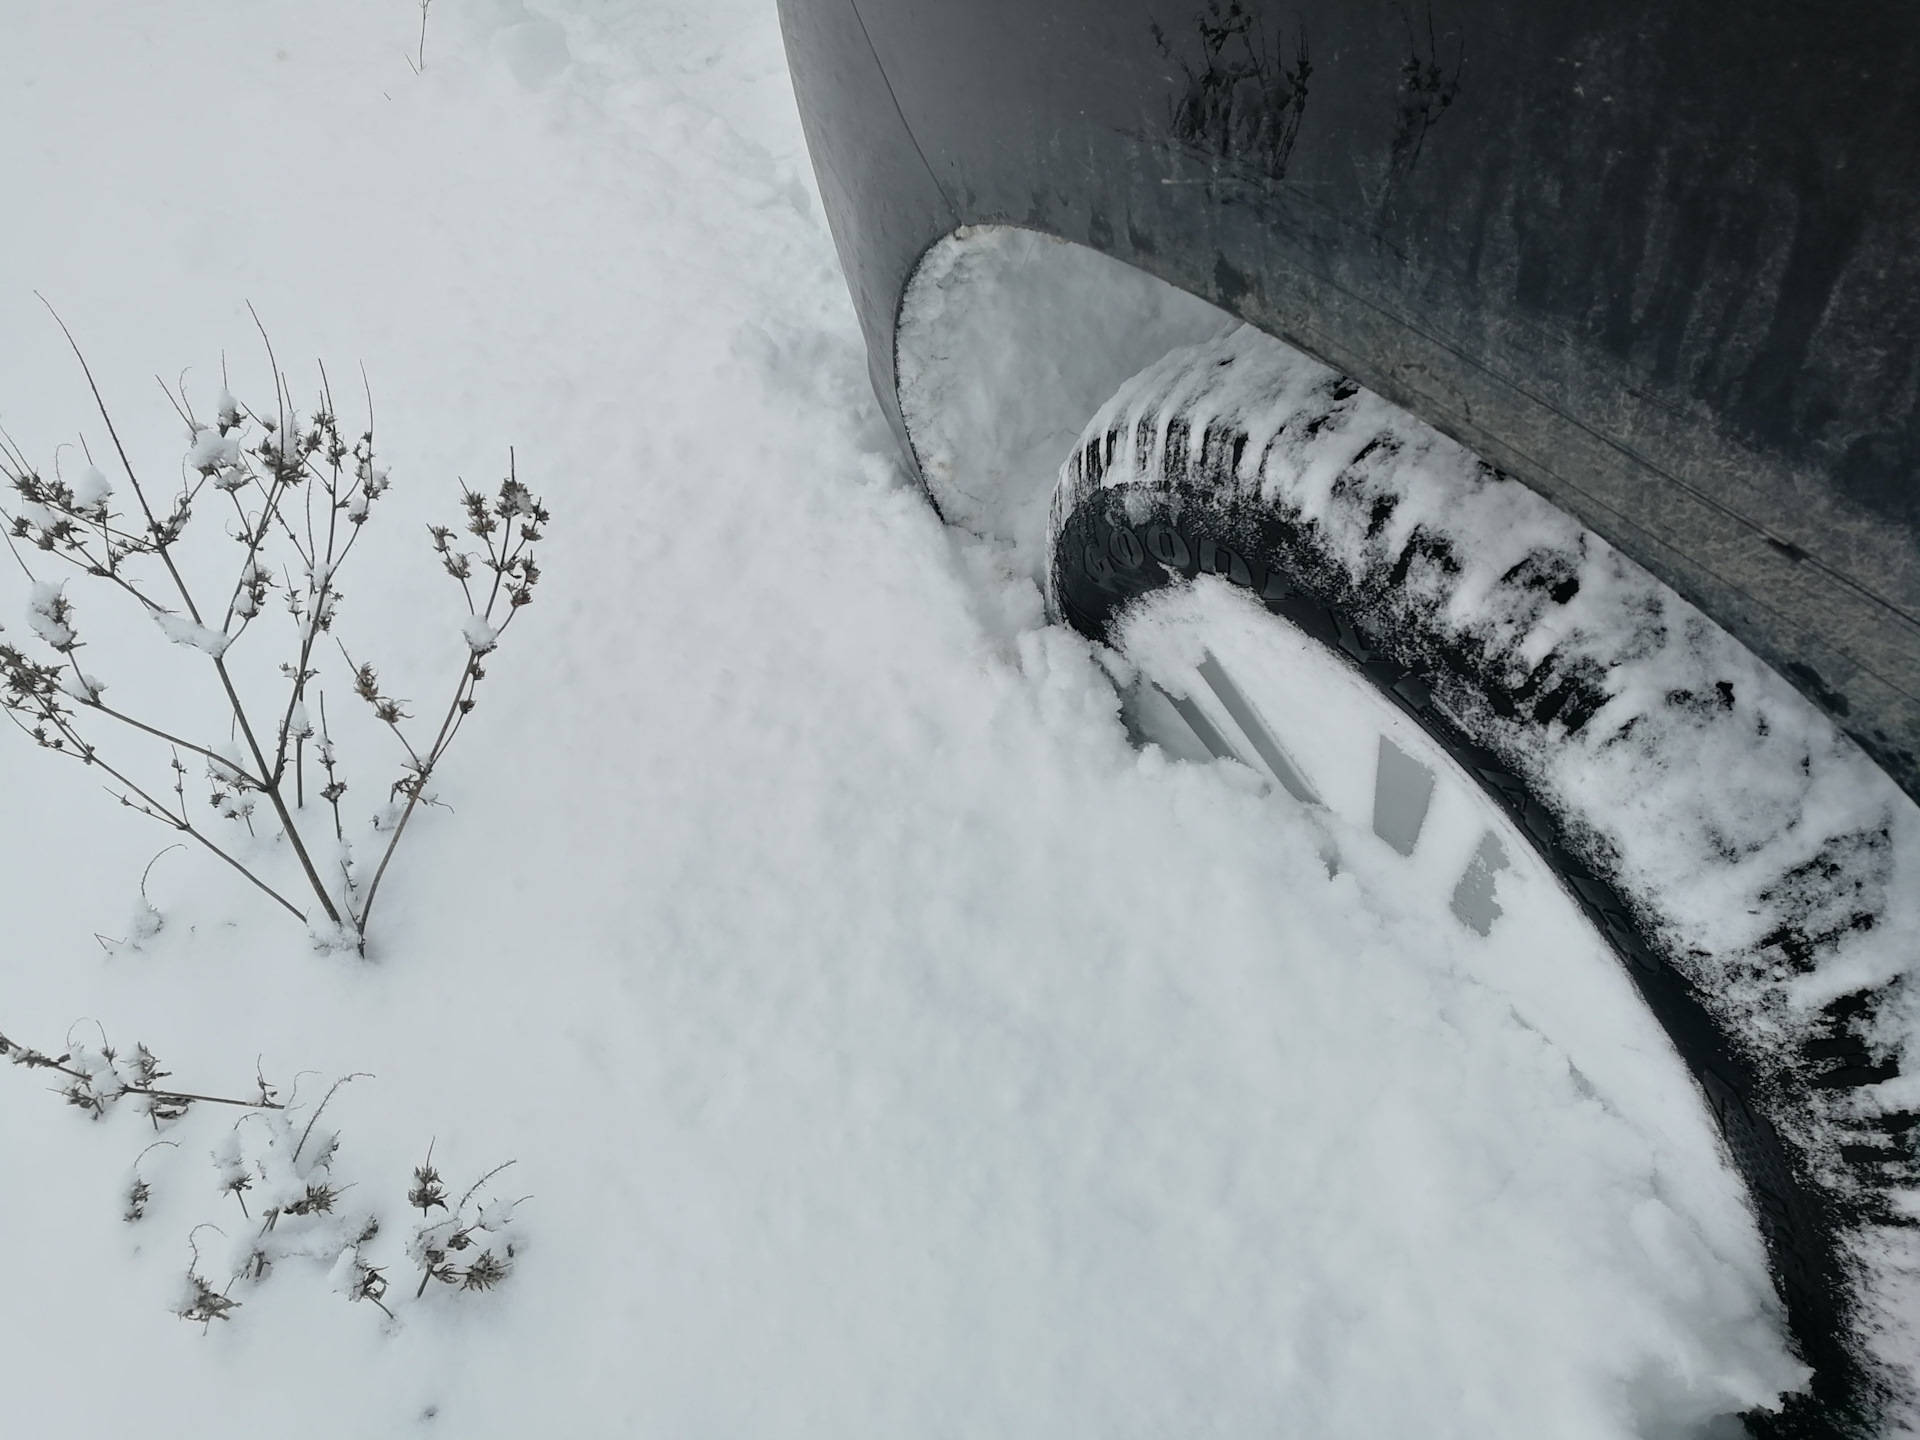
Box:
[1048,328,1920,1439]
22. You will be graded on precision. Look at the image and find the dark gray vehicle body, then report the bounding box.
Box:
[778,0,1920,804]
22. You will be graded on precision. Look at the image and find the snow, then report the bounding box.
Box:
[26,580,76,651]
[0,3,1856,1437]
[71,463,113,514]
[57,670,107,705]
[461,615,500,655]
[151,609,235,658]
[187,425,244,480]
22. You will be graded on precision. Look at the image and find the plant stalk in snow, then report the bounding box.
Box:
[0,308,542,952]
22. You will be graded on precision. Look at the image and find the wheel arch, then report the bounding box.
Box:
[779,0,1920,804]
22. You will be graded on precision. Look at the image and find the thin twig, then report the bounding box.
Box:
[456,1159,518,1212]
[0,1039,284,1111]
[293,1072,370,1164]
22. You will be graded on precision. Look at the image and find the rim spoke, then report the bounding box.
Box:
[1158,682,1241,765]
[1196,652,1319,804]
[1125,616,1522,943]
[1371,736,1436,857]
[1450,831,1510,936]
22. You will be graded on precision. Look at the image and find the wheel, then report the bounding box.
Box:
[1048,326,1920,1438]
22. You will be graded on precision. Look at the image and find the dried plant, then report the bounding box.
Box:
[7,1020,518,1325]
[406,0,434,74]
[214,1073,370,1285]
[0,1022,283,1127]
[407,1150,524,1298]
[125,1139,179,1222]
[332,1233,395,1319]
[0,308,544,953]
[180,1232,242,1327]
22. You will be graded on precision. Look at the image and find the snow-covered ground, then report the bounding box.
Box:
[0,3,1810,1436]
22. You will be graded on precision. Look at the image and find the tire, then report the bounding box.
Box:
[1048,327,1920,1439]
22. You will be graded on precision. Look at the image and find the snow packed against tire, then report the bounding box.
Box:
[1050,324,1920,1431]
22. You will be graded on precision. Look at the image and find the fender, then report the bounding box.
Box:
[778,0,1920,805]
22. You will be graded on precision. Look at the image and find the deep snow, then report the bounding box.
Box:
[0,2,1827,1436]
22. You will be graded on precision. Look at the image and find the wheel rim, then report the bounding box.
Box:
[1120,579,1536,938]
[1111,576,1807,1262]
